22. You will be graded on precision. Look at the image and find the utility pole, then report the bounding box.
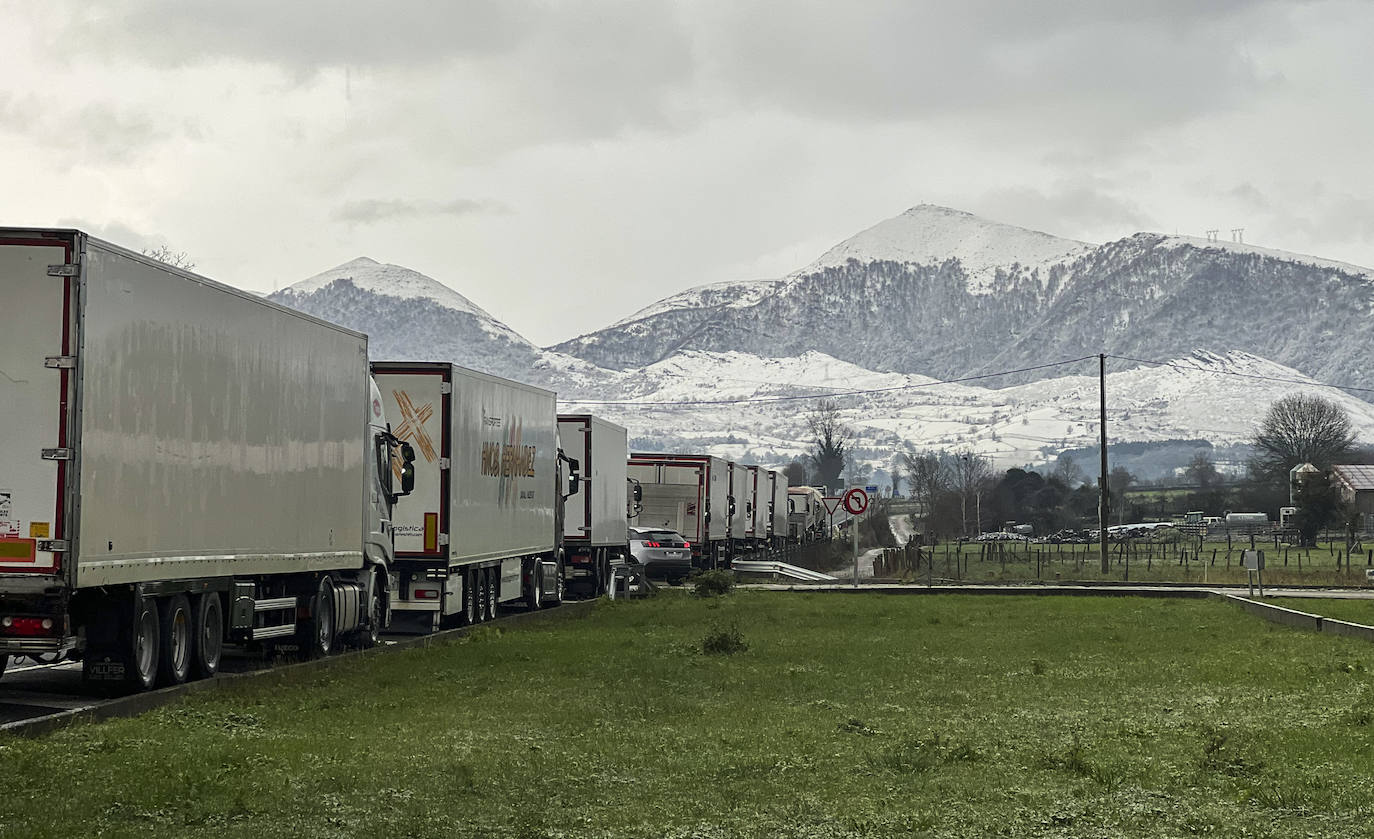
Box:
[1099,353,1110,573]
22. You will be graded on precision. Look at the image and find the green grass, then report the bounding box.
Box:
[5,592,1374,837]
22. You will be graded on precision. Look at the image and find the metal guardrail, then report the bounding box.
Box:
[732,560,838,582]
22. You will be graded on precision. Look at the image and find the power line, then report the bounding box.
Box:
[1105,354,1374,396]
[558,355,1098,407]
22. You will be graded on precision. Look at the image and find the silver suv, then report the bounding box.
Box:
[628,527,692,584]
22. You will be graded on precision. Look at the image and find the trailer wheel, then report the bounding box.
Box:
[156,594,193,686]
[191,592,224,679]
[463,569,479,625]
[483,567,498,622]
[299,576,336,658]
[527,562,544,610]
[126,595,161,692]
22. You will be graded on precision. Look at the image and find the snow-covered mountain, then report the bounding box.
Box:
[796,204,1091,291]
[561,349,1374,473]
[269,257,549,376]
[261,207,1374,481]
[553,205,1374,391]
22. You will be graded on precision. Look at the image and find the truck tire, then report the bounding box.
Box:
[527,562,543,610]
[126,595,161,692]
[298,576,336,658]
[156,594,193,686]
[191,592,224,679]
[354,569,384,649]
[483,567,498,622]
[463,569,479,625]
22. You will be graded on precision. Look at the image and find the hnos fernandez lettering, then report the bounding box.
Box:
[480,442,537,478]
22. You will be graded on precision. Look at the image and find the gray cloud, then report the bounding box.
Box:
[973,181,1156,241]
[333,198,510,225]
[0,93,181,165]
[54,0,1290,151]
[699,0,1285,141]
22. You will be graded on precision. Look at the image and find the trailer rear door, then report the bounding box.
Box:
[0,236,73,575]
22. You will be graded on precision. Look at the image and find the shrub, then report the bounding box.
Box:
[693,569,736,598]
[700,622,748,656]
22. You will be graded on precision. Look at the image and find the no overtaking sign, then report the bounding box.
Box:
[843,487,869,516]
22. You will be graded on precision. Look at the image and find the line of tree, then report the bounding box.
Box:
[785,394,1370,547]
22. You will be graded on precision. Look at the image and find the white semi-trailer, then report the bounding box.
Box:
[627,453,730,569]
[727,461,750,559]
[768,470,789,547]
[371,362,566,632]
[0,229,412,691]
[558,413,630,596]
[745,465,765,547]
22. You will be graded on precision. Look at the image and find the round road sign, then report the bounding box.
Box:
[843,487,869,516]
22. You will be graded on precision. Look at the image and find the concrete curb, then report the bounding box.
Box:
[0,599,598,739]
[1321,618,1374,642]
[749,583,1216,599]
[1221,594,1374,642]
[1221,594,1322,631]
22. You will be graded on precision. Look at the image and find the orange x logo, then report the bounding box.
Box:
[392,389,438,464]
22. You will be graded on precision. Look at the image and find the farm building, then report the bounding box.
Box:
[1331,465,1374,533]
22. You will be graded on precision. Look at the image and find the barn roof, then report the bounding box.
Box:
[1332,464,1374,491]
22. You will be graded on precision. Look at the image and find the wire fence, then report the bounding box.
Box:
[872,532,1374,587]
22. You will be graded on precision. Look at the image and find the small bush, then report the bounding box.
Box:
[701,622,748,655]
[693,569,736,598]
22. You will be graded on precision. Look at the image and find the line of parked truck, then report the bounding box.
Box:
[0,228,833,693]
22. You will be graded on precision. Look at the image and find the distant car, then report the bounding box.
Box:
[628,527,693,583]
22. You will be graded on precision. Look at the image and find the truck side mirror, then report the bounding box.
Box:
[566,458,581,497]
[399,442,416,496]
[728,496,736,518]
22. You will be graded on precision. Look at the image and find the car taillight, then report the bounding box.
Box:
[644,541,661,548]
[0,616,56,636]
[683,541,691,549]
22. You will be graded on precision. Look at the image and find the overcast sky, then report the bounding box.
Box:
[3,1,1372,345]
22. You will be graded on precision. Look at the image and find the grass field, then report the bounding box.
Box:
[4,591,1374,838]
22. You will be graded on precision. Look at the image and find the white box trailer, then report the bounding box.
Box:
[371,362,563,632]
[727,461,750,551]
[627,453,729,569]
[746,465,767,544]
[768,470,789,544]
[558,413,629,595]
[0,229,405,691]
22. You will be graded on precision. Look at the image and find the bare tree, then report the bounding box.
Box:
[805,399,851,494]
[1251,394,1356,484]
[902,451,951,533]
[1183,452,1221,489]
[953,451,995,537]
[1051,453,1084,487]
[142,245,196,270]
